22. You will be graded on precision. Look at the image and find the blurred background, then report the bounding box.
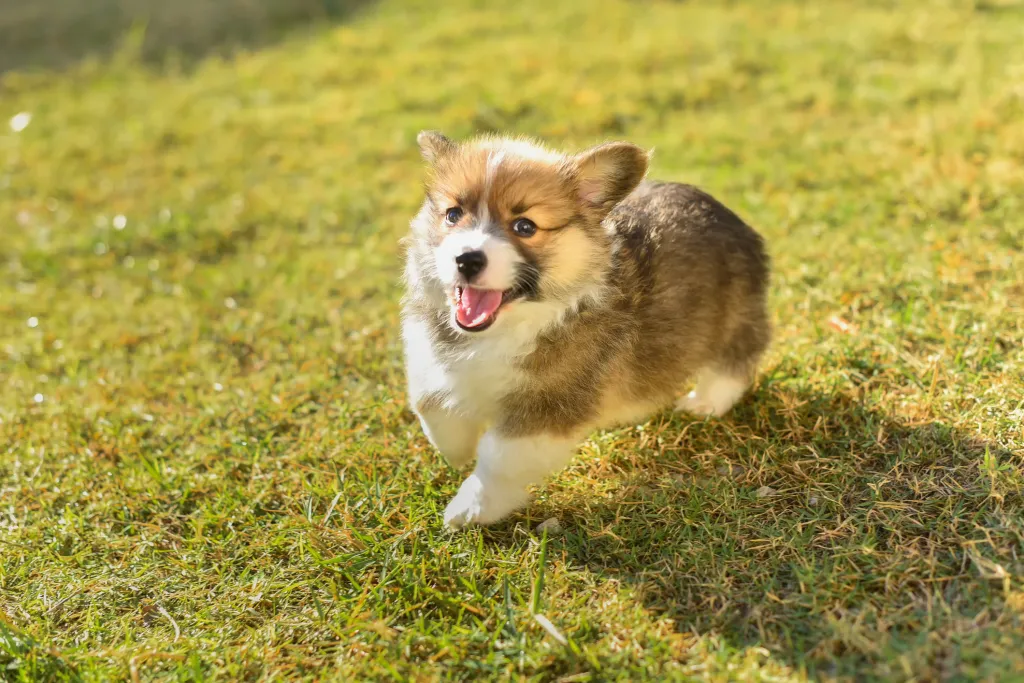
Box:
[1,0,1022,680]
[0,0,369,73]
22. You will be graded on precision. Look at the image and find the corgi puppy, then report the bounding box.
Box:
[402,132,770,529]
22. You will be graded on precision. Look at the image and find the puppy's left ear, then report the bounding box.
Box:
[417,130,456,164]
[573,142,649,212]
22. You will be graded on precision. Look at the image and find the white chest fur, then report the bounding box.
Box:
[402,299,571,422]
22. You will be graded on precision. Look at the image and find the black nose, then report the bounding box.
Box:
[455,250,487,279]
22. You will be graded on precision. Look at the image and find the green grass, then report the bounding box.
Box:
[2,0,1023,679]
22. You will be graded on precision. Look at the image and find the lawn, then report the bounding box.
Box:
[1,0,1023,680]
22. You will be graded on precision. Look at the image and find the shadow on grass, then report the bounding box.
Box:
[0,617,79,681]
[508,383,1020,676]
[0,0,375,75]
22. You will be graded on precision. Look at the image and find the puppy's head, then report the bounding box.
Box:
[408,131,648,333]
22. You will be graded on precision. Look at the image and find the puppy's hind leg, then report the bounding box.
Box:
[676,315,769,418]
[676,366,751,417]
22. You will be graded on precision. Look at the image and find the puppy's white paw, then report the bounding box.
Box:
[676,391,726,417]
[677,371,749,418]
[443,473,528,530]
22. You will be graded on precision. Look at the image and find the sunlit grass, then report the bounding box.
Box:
[1,0,1022,679]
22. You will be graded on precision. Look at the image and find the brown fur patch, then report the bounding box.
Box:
[427,145,578,234]
[496,181,771,438]
[415,390,449,415]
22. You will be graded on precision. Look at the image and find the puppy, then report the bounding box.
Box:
[402,132,770,529]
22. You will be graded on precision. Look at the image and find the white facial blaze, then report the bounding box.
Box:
[485,150,505,190]
[434,228,521,291]
[476,149,505,227]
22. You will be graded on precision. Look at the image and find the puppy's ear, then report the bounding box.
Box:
[417,130,456,163]
[573,142,649,212]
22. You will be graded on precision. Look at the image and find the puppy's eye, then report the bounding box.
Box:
[444,207,464,225]
[512,217,537,237]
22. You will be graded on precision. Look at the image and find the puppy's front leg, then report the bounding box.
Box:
[416,405,481,470]
[443,430,579,529]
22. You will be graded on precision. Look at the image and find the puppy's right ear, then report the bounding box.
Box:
[417,130,455,163]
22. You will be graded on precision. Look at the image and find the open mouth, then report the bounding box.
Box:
[453,285,522,332]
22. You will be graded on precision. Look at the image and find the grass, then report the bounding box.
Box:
[1,0,1023,679]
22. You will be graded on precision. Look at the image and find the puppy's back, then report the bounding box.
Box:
[607,181,771,389]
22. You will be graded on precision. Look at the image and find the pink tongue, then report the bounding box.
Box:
[457,287,503,328]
